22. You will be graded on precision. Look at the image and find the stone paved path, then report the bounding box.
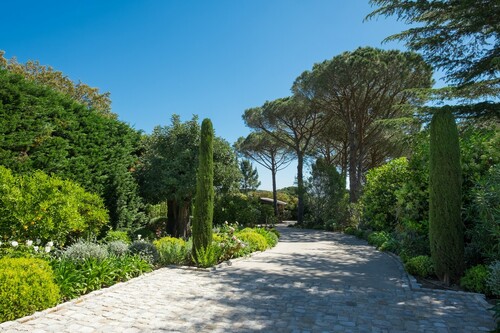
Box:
[1,225,496,332]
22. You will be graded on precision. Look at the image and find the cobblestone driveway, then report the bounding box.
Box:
[0,226,496,332]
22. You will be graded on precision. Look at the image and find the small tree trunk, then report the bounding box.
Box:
[297,153,305,224]
[271,164,279,218]
[167,199,190,238]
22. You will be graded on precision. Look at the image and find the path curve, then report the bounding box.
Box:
[1,225,496,332]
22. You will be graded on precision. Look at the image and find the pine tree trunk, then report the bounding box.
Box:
[297,153,305,224]
[271,164,279,218]
[429,108,463,285]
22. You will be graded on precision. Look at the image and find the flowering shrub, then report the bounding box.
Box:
[0,257,60,322]
[0,238,54,259]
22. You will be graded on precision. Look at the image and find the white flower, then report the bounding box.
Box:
[36,239,41,245]
[34,246,39,252]
[232,235,237,241]
[224,221,228,225]
[229,226,235,232]
[0,241,2,246]
[11,241,18,247]
[47,241,54,247]
[44,246,51,253]
[137,234,142,240]
[26,240,33,247]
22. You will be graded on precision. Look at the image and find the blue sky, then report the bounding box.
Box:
[1,0,412,190]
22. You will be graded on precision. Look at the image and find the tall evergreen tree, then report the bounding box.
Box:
[429,108,464,285]
[192,119,214,257]
[239,159,260,193]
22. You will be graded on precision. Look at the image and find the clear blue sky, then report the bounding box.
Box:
[0,0,411,190]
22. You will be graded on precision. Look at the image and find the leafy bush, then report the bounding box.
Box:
[107,241,129,257]
[236,228,268,252]
[103,230,131,244]
[253,228,278,248]
[0,166,108,246]
[404,256,435,277]
[0,239,54,259]
[460,265,489,294]
[62,241,109,262]
[0,257,60,322]
[129,241,159,265]
[269,228,280,238]
[153,237,188,265]
[487,261,500,297]
[213,193,261,226]
[360,158,411,231]
[51,255,152,301]
[367,231,391,249]
[193,244,221,268]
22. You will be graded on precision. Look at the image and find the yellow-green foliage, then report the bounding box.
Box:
[0,166,108,245]
[236,228,268,252]
[0,257,60,322]
[153,237,188,265]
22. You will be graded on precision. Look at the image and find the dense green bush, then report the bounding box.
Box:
[367,231,391,249]
[129,241,159,265]
[360,158,411,231]
[253,228,278,248]
[62,241,109,262]
[404,256,435,277]
[153,237,189,265]
[193,244,220,268]
[103,230,131,244]
[236,228,268,252]
[460,265,490,294]
[213,193,261,226]
[107,241,129,257]
[0,258,60,322]
[0,166,108,246]
[50,255,152,301]
[487,261,500,297]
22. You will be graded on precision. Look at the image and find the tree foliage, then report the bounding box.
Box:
[239,160,260,193]
[243,97,328,224]
[429,109,464,284]
[0,50,113,117]
[294,47,433,202]
[136,115,240,237]
[0,69,144,231]
[193,119,215,257]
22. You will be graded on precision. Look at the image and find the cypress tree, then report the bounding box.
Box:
[192,118,214,258]
[429,108,464,285]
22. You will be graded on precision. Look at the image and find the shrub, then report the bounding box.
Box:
[107,241,129,257]
[193,243,220,268]
[367,231,391,249]
[0,166,108,246]
[253,228,278,248]
[103,230,131,244]
[0,257,60,322]
[404,256,435,277]
[236,228,268,252]
[460,265,489,294]
[269,228,280,239]
[153,237,188,265]
[487,261,500,297]
[62,241,109,262]
[129,241,159,265]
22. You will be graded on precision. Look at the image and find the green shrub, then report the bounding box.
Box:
[107,241,129,257]
[405,256,435,277]
[236,229,268,252]
[269,228,280,238]
[103,230,131,244]
[487,261,500,297]
[344,226,358,236]
[193,243,220,268]
[129,241,159,265]
[367,231,391,249]
[153,237,188,266]
[0,166,109,246]
[62,241,109,262]
[253,228,278,248]
[0,257,60,322]
[460,265,489,294]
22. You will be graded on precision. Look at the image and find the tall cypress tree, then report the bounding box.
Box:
[429,108,464,285]
[192,119,214,257]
